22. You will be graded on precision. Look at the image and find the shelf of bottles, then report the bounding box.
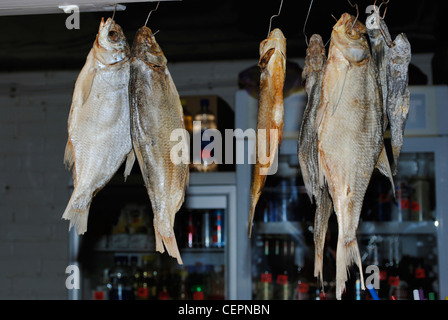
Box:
[251,151,439,300]
[85,205,226,301]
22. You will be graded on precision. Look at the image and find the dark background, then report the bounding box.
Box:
[0,0,446,80]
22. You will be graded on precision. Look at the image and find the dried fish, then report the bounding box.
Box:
[366,12,411,174]
[297,34,332,284]
[248,28,286,237]
[386,33,411,175]
[316,13,394,299]
[62,18,134,235]
[366,11,392,130]
[130,26,189,264]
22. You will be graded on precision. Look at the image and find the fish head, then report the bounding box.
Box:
[302,34,326,83]
[131,26,167,68]
[94,17,130,65]
[308,34,326,71]
[332,13,369,63]
[259,28,286,68]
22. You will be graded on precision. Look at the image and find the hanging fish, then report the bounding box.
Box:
[62,18,134,235]
[386,33,411,175]
[248,28,286,237]
[366,11,392,130]
[297,34,333,285]
[316,13,394,299]
[366,12,412,174]
[130,26,189,264]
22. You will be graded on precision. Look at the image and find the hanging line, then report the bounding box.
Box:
[111,3,117,21]
[108,3,118,35]
[267,0,284,37]
[347,0,359,32]
[145,1,160,26]
[303,0,314,46]
[373,0,394,47]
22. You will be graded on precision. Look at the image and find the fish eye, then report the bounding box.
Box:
[108,30,118,42]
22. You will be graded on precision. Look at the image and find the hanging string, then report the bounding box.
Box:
[111,3,117,21]
[372,0,394,47]
[145,1,160,27]
[303,0,314,46]
[267,0,284,37]
[347,0,359,32]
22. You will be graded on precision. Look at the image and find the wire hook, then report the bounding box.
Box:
[347,0,359,32]
[145,1,160,27]
[378,0,390,19]
[373,0,394,47]
[267,0,283,38]
[303,0,314,46]
[111,3,117,21]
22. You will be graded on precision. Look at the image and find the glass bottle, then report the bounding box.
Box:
[275,240,292,300]
[293,245,310,300]
[410,154,431,221]
[209,265,225,300]
[256,239,274,300]
[178,268,190,300]
[140,255,158,300]
[192,98,218,172]
[108,255,133,300]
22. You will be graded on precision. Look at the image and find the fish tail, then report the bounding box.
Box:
[62,190,92,235]
[248,200,258,237]
[154,228,183,265]
[124,150,136,181]
[313,189,333,286]
[376,145,395,196]
[335,237,365,300]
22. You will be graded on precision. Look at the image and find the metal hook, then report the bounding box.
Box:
[379,0,390,19]
[347,0,359,32]
[303,0,314,46]
[373,0,394,47]
[145,1,160,27]
[267,0,283,38]
[111,3,117,21]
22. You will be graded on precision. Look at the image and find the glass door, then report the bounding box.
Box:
[70,171,237,300]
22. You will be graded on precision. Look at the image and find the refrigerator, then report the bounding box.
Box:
[235,85,448,300]
[68,171,238,300]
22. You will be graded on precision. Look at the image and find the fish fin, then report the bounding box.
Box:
[64,140,75,170]
[248,164,267,237]
[154,228,183,264]
[331,63,349,116]
[62,190,92,235]
[314,188,333,287]
[376,145,395,198]
[258,48,275,69]
[335,237,365,300]
[123,150,136,181]
[248,188,263,238]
